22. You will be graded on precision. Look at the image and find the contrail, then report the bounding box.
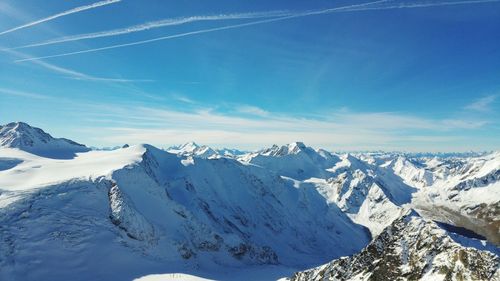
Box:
[14,0,388,62]
[339,0,500,12]
[12,11,293,49]
[15,0,500,62]
[0,0,121,36]
[4,48,152,83]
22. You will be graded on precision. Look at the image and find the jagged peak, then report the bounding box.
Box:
[338,153,368,170]
[180,141,199,149]
[166,142,219,159]
[258,142,310,157]
[288,141,306,150]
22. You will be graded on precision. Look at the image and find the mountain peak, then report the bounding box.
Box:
[167,141,219,159]
[180,141,199,150]
[258,142,309,157]
[0,121,89,159]
[287,141,307,153]
[0,121,52,147]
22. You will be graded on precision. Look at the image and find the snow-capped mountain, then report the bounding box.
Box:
[411,152,500,245]
[167,142,219,159]
[243,146,416,236]
[167,143,247,159]
[291,209,499,281]
[0,122,498,281]
[308,153,417,236]
[239,142,340,180]
[215,148,247,158]
[0,122,89,159]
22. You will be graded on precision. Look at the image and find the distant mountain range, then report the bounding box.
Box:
[0,122,498,281]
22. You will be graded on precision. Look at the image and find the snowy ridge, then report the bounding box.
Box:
[167,142,219,159]
[312,153,416,236]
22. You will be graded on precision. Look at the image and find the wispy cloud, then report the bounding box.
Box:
[11,11,292,49]
[464,95,497,112]
[236,105,270,117]
[172,94,196,104]
[0,0,121,36]
[65,101,492,151]
[0,88,49,99]
[13,0,500,62]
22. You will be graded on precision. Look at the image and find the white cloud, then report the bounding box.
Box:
[236,105,270,117]
[71,103,491,151]
[464,95,497,112]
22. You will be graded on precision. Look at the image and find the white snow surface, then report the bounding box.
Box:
[0,145,145,191]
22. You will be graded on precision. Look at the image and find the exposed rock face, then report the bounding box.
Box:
[291,210,499,281]
[108,183,156,242]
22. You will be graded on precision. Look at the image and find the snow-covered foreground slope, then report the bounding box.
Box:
[291,209,499,281]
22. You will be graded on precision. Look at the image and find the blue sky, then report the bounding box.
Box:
[0,0,499,151]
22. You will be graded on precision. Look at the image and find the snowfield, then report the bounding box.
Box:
[0,145,145,191]
[0,122,498,281]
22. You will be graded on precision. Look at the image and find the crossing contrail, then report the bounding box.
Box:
[336,0,500,12]
[0,0,121,36]
[11,11,293,49]
[15,0,500,62]
[13,0,388,62]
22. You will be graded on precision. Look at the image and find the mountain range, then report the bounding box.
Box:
[0,122,498,281]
